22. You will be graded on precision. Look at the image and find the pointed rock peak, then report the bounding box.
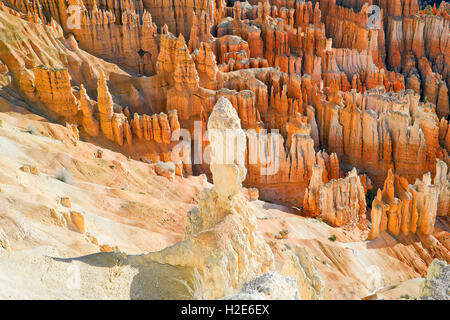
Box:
[97,71,109,91]
[161,24,169,34]
[176,33,187,49]
[348,168,358,178]
[208,97,241,132]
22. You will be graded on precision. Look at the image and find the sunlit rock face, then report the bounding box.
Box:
[368,160,450,243]
[304,165,367,227]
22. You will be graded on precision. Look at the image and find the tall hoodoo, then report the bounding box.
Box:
[79,84,99,137]
[207,96,247,202]
[96,72,114,141]
[142,97,274,299]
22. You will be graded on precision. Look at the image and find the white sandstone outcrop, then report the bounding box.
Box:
[420,259,449,300]
[224,272,300,300]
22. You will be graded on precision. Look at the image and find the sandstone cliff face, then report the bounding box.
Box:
[33,66,79,117]
[4,0,447,100]
[4,0,224,76]
[0,4,144,112]
[79,84,99,137]
[217,0,327,81]
[439,114,450,153]
[5,0,159,75]
[244,131,342,206]
[319,0,386,68]
[434,160,450,217]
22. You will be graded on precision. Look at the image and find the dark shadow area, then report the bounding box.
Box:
[52,251,128,268]
[435,217,450,233]
[127,257,199,300]
[51,252,200,300]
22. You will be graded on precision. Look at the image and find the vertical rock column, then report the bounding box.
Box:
[79,84,99,137]
[207,96,247,202]
[96,72,115,141]
[142,97,274,299]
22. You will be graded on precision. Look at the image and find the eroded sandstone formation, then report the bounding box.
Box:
[142,97,275,299]
[368,160,450,240]
[0,0,448,263]
[303,165,367,227]
[2,0,447,193]
[0,0,449,301]
[315,87,446,186]
[317,0,449,117]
